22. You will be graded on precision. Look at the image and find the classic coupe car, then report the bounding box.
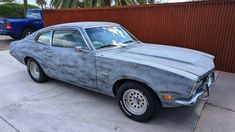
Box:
[10,22,215,122]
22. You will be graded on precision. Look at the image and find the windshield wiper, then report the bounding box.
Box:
[123,40,135,44]
[96,44,118,49]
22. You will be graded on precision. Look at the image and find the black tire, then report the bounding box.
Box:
[10,35,21,40]
[117,82,161,122]
[27,58,49,83]
[20,28,34,39]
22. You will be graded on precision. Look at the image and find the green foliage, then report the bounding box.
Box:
[28,4,40,9]
[50,0,157,9]
[50,0,111,8]
[0,0,15,2]
[0,3,39,18]
[0,3,24,18]
[36,0,47,9]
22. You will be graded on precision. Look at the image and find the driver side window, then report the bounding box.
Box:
[52,30,87,49]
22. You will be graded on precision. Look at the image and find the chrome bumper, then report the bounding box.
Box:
[175,90,205,106]
[175,71,215,106]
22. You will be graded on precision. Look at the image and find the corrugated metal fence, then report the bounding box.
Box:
[43,1,235,72]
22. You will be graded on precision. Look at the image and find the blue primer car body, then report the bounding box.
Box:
[0,9,44,38]
[10,22,216,121]
[10,22,215,108]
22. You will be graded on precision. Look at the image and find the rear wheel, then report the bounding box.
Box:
[27,58,49,83]
[10,35,21,40]
[20,28,34,39]
[117,82,161,122]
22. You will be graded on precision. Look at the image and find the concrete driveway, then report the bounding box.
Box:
[0,36,13,51]
[0,36,234,132]
[195,71,235,132]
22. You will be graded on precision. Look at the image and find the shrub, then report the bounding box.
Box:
[0,3,24,18]
[0,3,40,18]
[28,4,40,9]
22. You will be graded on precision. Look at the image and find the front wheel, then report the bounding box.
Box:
[117,82,161,122]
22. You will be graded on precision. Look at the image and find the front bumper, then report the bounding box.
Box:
[174,72,215,106]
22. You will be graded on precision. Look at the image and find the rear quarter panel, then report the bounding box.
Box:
[10,38,46,70]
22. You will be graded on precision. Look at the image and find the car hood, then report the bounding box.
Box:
[97,43,215,79]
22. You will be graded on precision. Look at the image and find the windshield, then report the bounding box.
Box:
[85,26,137,49]
[26,11,41,19]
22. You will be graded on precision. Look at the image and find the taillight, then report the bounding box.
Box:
[5,22,12,29]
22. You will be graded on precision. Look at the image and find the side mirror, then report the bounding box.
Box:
[75,46,89,53]
[75,46,84,52]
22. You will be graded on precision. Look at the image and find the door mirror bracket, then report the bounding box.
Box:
[75,46,89,53]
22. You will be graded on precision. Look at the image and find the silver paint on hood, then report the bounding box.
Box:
[97,43,215,81]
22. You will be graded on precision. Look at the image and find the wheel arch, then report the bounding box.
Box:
[24,56,42,68]
[20,25,36,36]
[23,25,36,31]
[24,56,49,83]
[24,56,32,65]
[112,78,162,106]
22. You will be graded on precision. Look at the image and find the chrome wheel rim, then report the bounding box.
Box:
[29,62,40,79]
[123,89,148,115]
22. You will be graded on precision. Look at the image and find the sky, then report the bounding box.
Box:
[15,0,188,7]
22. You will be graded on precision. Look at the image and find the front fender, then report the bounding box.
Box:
[111,75,153,89]
[96,56,196,107]
[111,71,195,108]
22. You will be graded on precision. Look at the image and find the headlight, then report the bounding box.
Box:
[207,72,215,87]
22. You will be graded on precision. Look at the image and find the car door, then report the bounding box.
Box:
[44,29,97,89]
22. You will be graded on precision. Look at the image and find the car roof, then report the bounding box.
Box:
[29,22,121,40]
[45,22,120,29]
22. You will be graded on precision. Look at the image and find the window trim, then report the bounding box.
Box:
[51,29,89,50]
[51,28,89,50]
[34,30,53,46]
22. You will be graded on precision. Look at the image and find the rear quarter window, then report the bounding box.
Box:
[36,31,51,45]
